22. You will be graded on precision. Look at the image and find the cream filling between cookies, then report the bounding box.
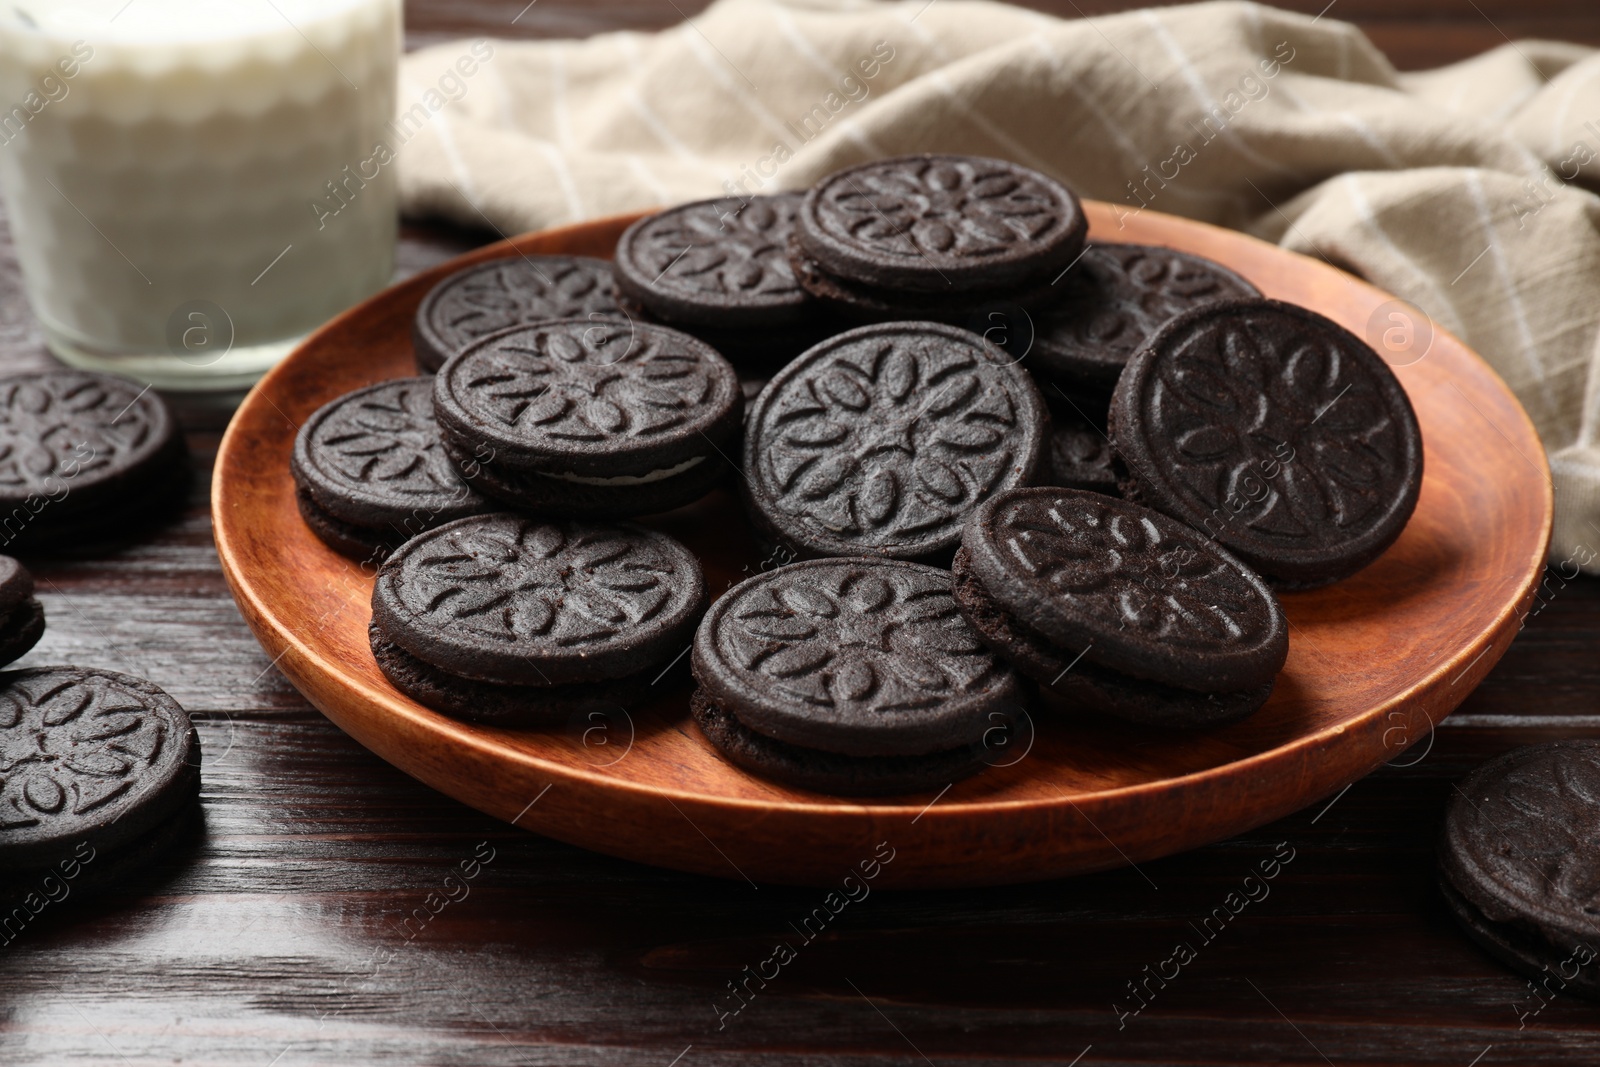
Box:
[536,455,707,486]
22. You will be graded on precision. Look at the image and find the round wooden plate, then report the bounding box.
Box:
[214,202,1552,888]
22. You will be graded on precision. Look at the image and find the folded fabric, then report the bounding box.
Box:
[395,0,1600,571]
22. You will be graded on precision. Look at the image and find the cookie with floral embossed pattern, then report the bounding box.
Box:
[1440,742,1600,1000]
[742,321,1046,562]
[690,557,1023,795]
[412,256,626,373]
[614,194,842,367]
[1024,243,1259,389]
[0,666,200,883]
[292,377,492,562]
[953,487,1287,728]
[0,371,188,550]
[370,513,706,723]
[616,194,811,329]
[790,154,1086,321]
[433,319,742,518]
[1109,299,1423,588]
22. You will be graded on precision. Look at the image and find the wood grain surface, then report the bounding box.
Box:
[3,2,1598,1065]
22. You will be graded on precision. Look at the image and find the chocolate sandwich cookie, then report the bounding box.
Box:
[413,255,625,373]
[1109,299,1423,588]
[616,194,811,329]
[0,666,201,902]
[371,513,707,724]
[1022,244,1259,389]
[791,154,1087,321]
[292,377,492,563]
[614,194,837,368]
[691,557,1023,795]
[0,555,44,667]
[742,321,1047,562]
[433,319,742,518]
[952,487,1288,729]
[1440,742,1600,999]
[0,371,188,551]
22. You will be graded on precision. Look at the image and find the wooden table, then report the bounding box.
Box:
[4,2,1598,1064]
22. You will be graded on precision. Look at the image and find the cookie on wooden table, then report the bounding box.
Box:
[0,666,201,904]
[291,377,492,564]
[0,371,188,552]
[412,256,626,373]
[1019,243,1260,390]
[432,319,743,519]
[952,487,1288,729]
[741,321,1047,563]
[1109,299,1423,589]
[790,154,1087,322]
[1439,741,1600,1000]
[370,513,707,725]
[690,557,1023,796]
[0,556,44,667]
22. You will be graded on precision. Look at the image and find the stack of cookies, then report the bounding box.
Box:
[308,151,1426,797]
[0,406,202,902]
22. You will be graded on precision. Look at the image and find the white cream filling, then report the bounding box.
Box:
[537,455,707,486]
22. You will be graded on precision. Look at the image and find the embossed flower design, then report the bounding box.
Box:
[634,198,799,297]
[0,376,149,493]
[458,325,707,442]
[727,569,993,711]
[445,261,619,340]
[0,677,166,829]
[1156,322,1398,535]
[316,383,460,496]
[825,159,1061,260]
[763,338,1021,546]
[1048,247,1250,358]
[999,496,1266,648]
[407,520,674,647]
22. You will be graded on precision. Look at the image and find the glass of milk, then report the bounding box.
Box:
[0,0,401,391]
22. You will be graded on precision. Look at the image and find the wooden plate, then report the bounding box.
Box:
[214,202,1551,888]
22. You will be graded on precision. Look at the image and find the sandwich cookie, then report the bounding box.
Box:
[741,321,1047,562]
[952,487,1289,729]
[0,371,188,551]
[0,666,201,903]
[614,193,837,367]
[412,255,626,373]
[291,377,492,563]
[1440,742,1600,1000]
[790,154,1087,322]
[1021,243,1259,390]
[433,319,742,518]
[691,557,1023,796]
[1109,299,1423,588]
[371,513,707,724]
[0,556,44,667]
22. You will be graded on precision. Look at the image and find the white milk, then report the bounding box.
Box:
[0,0,400,389]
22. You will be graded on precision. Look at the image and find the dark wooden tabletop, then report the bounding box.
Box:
[4,2,1600,1065]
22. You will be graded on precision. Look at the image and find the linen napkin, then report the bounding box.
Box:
[394,0,1600,571]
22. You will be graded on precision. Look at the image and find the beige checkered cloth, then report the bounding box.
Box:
[397,0,1600,570]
